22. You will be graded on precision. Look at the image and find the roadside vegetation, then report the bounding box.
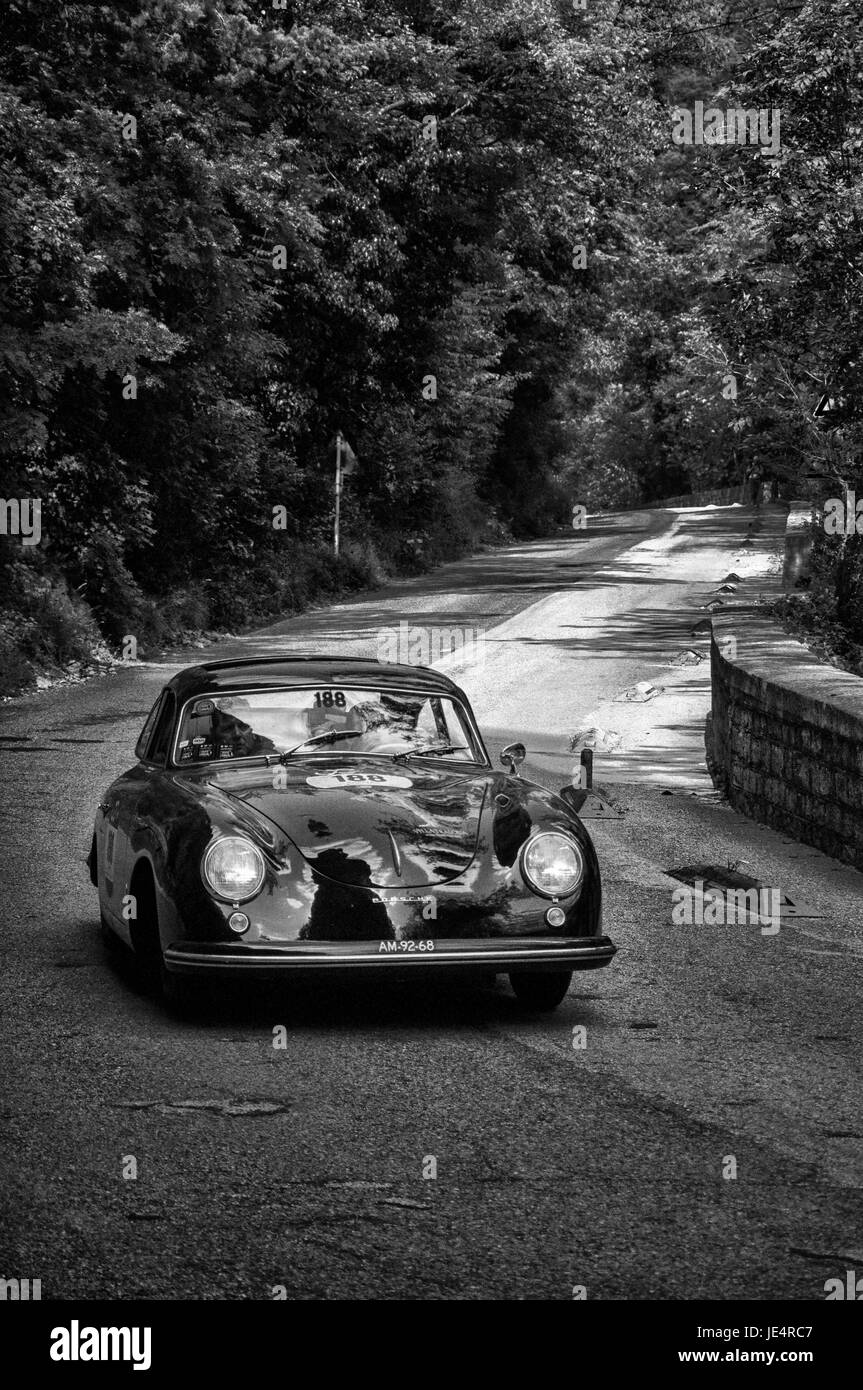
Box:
[1,1,860,694]
[773,524,863,678]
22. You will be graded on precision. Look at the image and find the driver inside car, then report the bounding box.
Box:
[209,702,276,760]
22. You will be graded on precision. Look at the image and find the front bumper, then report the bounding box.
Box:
[163,935,616,977]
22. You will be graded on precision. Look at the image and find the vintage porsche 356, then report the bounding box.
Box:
[90,656,615,1011]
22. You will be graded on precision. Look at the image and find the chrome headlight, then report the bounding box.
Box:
[521,832,584,899]
[202,836,266,902]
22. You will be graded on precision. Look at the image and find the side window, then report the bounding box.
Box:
[135,693,166,762]
[148,692,177,765]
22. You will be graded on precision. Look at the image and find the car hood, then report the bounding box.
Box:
[203,756,491,888]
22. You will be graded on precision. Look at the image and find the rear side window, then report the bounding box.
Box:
[135,693,166,762]
[148,692,176,764]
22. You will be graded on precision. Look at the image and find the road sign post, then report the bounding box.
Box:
[334,432,342,558]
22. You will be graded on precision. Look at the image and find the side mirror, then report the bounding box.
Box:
[500,742,526,776]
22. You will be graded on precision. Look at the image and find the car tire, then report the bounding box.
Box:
[126,867,203,1015]
[128,872,162,990]
[509,969,573,1011]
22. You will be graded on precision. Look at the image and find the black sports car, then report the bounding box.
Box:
[90,656,615,1011]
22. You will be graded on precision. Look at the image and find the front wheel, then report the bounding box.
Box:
[130,869,200,1014]
[509,969,573,1011]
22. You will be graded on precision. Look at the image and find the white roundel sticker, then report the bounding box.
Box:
[305,771,413,790]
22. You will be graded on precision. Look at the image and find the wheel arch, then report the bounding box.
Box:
[87,832,98,888]
[127,855,160,959]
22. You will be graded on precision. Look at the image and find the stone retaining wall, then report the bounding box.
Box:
[707,506,863,870]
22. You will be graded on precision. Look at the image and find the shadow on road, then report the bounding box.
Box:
[92,927,613,1032]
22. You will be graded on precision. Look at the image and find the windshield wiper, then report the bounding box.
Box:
[278,730,358,762]
[392,743,463,763]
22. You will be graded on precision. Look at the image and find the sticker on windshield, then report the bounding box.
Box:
[305,771,413,790]
[312,690,347,708]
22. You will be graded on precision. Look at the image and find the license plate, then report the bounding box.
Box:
[378,940,435,954]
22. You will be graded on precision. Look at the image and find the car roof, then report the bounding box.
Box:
[166,655,466,702]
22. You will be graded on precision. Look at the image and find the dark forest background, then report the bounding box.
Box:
[1,0,861,691]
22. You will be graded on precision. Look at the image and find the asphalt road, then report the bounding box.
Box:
[1,505,861,1300]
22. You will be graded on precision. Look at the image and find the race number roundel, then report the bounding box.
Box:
[305,771,413,790]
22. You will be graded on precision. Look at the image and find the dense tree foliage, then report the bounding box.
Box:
[0,1,860,689]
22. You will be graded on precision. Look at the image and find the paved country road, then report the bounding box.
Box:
[1,506,861,1300]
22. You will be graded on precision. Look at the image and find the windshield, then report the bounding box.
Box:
[172,686,483,766]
